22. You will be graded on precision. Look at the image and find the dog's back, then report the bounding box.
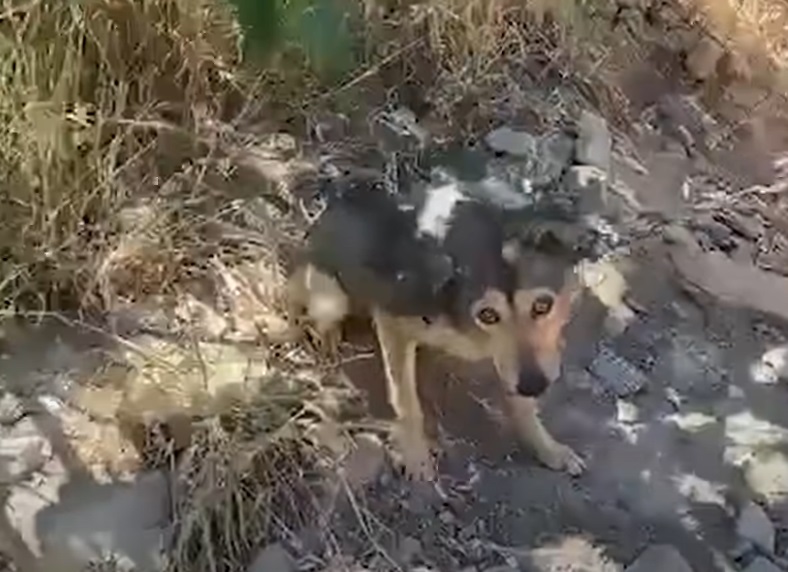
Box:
[306,178,484,319]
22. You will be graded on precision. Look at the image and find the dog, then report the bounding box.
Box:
[287,174,585,480]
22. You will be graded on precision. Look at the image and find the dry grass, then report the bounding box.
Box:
[0,0,250,312]
[684,0,788,70]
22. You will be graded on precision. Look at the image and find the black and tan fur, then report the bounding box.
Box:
[287,176,585,480]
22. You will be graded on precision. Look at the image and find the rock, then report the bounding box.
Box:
[34,471,169,571]
[576,111,611,171]
[588,345,649,397]
[475,176,533,210]
[527,536,622,571]
[0,392,25,425]
[751,345,788,385]
[565,165,608,214]
[743,556,782,572]
[668,236,788,323]
[248,542,296,572]
[604,304,637,337]
[745,451,788,505]
[395,535,422,566]
[0,417,50,484]
[485,126,538,158]
[625,545,692,572]
[685,36,725,81]
[690,217,737,252]
[737,501,775,553]
[532,130,576,186]
[342,432,386,490]
[480,567,517,572]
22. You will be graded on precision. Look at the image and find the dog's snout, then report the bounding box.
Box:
[516,366,550,397]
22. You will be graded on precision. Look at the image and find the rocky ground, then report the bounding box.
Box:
[5,21,788,572]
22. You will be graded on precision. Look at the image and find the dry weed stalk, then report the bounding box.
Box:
[166,368,364,572]
[0,0,243,312]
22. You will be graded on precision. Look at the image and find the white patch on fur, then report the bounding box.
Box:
[416,183,466,240]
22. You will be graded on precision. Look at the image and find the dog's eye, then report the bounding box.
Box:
[531,294,554,318]
[476,307,501,325]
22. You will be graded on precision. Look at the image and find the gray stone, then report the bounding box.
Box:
[36,471,169,571]
[743,556,782,572]
[474,176,532,210]
[566,165,609,216]
[532,130,576,185]
[587,346,649,398]
[0,392,25,425]
[248,542,296,572]
[625,545,693,572]
[485,126,538,158]
[576,111,612,171]
[342,432,386,490]
[685,37,725,81]
[737,501,775,553]
[480,567,517,572]
[396,536,422,566]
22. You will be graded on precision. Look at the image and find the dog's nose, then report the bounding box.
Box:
[516,367,550,397]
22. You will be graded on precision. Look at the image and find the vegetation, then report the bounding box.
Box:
[2,0,788,571]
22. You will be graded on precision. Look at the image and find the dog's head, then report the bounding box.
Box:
[465,230,583,398]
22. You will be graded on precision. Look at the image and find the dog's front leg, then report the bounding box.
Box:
[372,310,435,481]
[503,394,585,476]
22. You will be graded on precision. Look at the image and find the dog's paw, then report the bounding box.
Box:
[539,442,586,476]
[394,433,436,482]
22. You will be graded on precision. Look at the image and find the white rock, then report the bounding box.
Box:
[745,451,788,504]
[751,345,788,385]
[737,501,775,553]
[529,536,622,571]
[247,542,295,572]
[485,126,538,157]
[576,111,612,171]
[625,545,693,572]
[743,556,782,572]
[0,418,50,484]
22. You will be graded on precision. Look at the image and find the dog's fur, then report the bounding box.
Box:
[287,176,584,480]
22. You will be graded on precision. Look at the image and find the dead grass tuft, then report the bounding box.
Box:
[166,368,364,572]
[0,0,249,313]
[684,0,788,70]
